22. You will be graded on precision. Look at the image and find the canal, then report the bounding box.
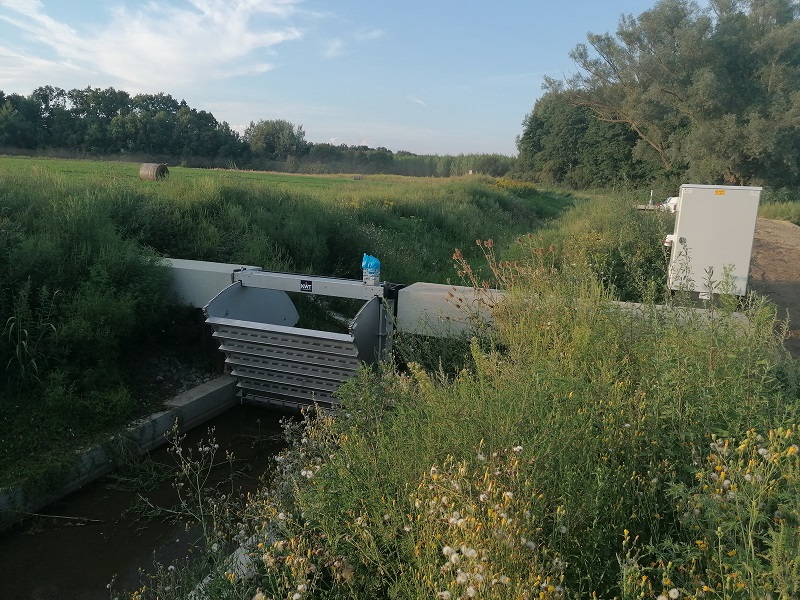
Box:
[0,404,289,600]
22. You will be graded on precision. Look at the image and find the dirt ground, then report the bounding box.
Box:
[748,218,800,357]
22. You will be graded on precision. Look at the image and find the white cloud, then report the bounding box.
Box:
[0,0,304,89]
[323,37,344,58]
[407,96,427,107]
[354,28,384,42]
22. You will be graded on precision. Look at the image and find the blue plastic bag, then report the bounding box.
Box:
[362,254,380,284]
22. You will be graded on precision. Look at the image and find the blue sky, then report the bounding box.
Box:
[0,0,661,156]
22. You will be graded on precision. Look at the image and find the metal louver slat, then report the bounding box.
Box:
[206,315,361,410]
[204,277,393,412]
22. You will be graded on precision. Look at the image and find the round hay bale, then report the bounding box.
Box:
[139,163,169,181]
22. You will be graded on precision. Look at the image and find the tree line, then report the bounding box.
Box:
[516,0,800,189]
[0,86,513,177]
[3,0,796,188]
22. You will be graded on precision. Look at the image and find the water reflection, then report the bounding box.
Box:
[0,405,288,600]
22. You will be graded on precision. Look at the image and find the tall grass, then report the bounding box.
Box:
[0,157,563,489]
[139,190,800,600]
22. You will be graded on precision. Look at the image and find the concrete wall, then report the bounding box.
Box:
[0,376,238,532]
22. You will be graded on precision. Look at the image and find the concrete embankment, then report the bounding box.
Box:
[0,376,238,531]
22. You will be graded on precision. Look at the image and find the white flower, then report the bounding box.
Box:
[449,552,461,564]
[437,592,451,600]
[456,571,470,584]
[669,588,681,599]
[512,445,523,453]
[466,585,477,597]
[442,545,454,556]
[297,583,308,592]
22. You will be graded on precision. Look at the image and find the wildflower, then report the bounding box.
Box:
[466,585,477,597]
[512,445,523,453]
[457,571,470,584]
[450,552,461,564]
[669,589,681,599]
[442,546,455,556]
[292,594,302,600]
[657,595,668,600]
[463,547,478,558]
[437,592,452,600]
[253,590,266,600]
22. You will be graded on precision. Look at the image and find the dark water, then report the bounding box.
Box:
[0,405,288,600]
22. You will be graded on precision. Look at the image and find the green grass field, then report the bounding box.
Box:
[0,155,572,491]
[3,155,799,599]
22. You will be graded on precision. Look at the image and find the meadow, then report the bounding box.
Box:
[0,156,566,491]
[129,186,799,599]
[1,156,798,599]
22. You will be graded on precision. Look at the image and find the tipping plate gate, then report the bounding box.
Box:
[204,269,393,411]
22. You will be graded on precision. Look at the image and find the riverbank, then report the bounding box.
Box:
[0,376,239,532]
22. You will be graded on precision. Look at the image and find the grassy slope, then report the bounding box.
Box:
[0,156,569,489]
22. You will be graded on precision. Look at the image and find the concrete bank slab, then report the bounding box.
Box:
[0,375,238,531]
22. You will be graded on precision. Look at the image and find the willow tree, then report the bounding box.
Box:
[560,0,800,186]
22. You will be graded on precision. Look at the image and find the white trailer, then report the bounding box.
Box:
[665,184,761,297]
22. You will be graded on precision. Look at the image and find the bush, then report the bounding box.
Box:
[167,241,799,599]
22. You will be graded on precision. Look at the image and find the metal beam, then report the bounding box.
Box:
[234,268,385,301]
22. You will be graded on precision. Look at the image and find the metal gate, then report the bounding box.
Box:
[204,269,394,411]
